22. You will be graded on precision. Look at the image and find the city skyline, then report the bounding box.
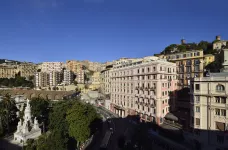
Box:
[0,0,228,63]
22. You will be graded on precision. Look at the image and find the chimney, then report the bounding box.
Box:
[216,35,221,41]
[181,38,186,44]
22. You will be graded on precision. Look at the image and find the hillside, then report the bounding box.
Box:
[0,59,21,64]
[161,40,221,55]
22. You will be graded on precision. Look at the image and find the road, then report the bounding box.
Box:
[86,106,135,150]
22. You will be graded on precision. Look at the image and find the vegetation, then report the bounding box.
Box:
[161,40,215,55]
[0,94,18,136]
[25,99,101,150]
[0,76,34,88]
[30,97,50,124]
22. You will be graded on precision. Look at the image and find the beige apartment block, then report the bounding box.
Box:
[165,50,204,88]
[100,65,113,95]
[17,63,37,78]
[110,57,177,125]
[35,72,49,88]
[189,49,228,150]
[49,71,62,87]
[66,60,85,84]
[0,65,17,78]
[41,62,64,73]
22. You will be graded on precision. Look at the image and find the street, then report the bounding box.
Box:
[86,106,136,150]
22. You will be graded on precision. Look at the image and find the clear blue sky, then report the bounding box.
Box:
[0,0,227,63]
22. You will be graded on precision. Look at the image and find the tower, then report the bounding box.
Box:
[181,38,186,44]
[216,35,221,40]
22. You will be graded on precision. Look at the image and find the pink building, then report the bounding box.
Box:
[110,57,178,125]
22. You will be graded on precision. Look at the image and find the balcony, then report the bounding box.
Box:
[150,103,156,108]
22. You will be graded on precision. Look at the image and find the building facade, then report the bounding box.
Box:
[110,57,177,125]
[213,35,227,50]
[17,63,37,78]
[41,62,64,73]
[165,50,204,88]
[49,71,62,87]
[35,72,49,88]
[66,60,85,84]
[63,69,74,85]
[0,65,17,78]
[189,49,228,150]
[203,54,215,67]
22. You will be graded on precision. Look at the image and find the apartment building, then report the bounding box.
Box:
[66,60,85,84]
[189,48,228,150]
[165,50,204,88]
[35,72,49,87]
[203,54,215,66]
[62,69,74,85]
[17,63,37,78]
[0,65,17,78]
[213,35,227,50]
[100,65,113,95]
[110,56,177,125]
[49,71,62,87]
[41,62,64,73]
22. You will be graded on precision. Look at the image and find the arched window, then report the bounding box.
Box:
[216,84,225,92]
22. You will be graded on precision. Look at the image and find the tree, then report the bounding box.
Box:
[73,81,78,86]
[30,97,49,124]
[48,101,75,150]
[66,102,100,146]
[0,94,17,133]
[177,45,187,52]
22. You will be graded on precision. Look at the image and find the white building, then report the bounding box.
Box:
[189,48,228,150]
[49,71,62,86]
[35,72,49,88]
[63,69,74,85]
[14,99,41,145]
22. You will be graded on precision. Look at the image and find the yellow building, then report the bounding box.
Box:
[203,54,215,66]
[164,50,204,88]
[89,71,101,90]
[17,63,37,78]
[0,65,17,78]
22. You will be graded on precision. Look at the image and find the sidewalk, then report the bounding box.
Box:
[99,106,119,118]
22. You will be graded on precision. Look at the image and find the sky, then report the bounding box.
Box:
[0,0,228,63]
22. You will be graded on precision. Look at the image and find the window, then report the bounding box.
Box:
[162,109,164,114]
[221,97,226,103]
[217,135,224,144]
[215,97,220,103]
[221,109,226,116]
[160,67,162,71]
[196,118,200,125]
[147,67,150,72]
[215,109,220,115]
[153,67,156,71]
[195,84,200,90]
[138,69,139,73]
[195,96,200,102]
[196,106,200,112]
[216,84,225,92]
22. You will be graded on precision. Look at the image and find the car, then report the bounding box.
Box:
[109,127,113,133]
